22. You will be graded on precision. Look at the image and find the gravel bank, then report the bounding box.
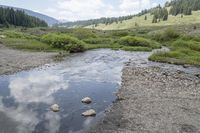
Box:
[0,44,57,75]
[89,65,200,133]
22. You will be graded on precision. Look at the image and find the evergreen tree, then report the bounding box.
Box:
[0,7,48,27]
[163,8,168,21]
[152,15,157,23]
[144,15,147,20]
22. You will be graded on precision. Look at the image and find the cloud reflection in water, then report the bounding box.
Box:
[0,72,68,133]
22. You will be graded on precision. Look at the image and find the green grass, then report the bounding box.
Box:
[119,36,161,49]
[86,11,200,30]
[0,38,60,52]
[83,43,122,50]
[149,38,200,66]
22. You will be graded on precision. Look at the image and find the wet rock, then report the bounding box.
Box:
[81,97,92,104]
[194,73,200,78]
[82,109,96,117]
[183,64,191,68]
[50,104,60,112]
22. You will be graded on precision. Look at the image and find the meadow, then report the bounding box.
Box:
[86,10,200,30]
[0,25,200,66]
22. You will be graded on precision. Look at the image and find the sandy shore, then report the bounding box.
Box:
[89,65,200,133]
[0,44,57,75]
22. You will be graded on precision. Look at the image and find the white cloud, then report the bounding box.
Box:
[42,0,165,21]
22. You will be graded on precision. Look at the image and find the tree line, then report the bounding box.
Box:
[0,7,48,28]
[167,0,200,16]
[55,15,134,28]
[151,5,169,23]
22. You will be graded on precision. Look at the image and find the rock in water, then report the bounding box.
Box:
[194,73,200,78]
[50,104,60,112]
[82,109,96,117]
[81,97,92,104]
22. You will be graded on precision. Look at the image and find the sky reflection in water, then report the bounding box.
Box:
[0,49,150,133]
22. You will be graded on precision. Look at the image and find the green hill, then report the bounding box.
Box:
[86,10,200,30]
[56,0,200,30]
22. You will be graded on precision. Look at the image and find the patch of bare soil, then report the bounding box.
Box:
[0,44,56,75]
[89,66,200,133]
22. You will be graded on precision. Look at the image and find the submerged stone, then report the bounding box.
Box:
[81,97,92,104]
[82,109,96,117]
[50,104,60,112]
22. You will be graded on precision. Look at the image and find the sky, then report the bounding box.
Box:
[0,0,169,21]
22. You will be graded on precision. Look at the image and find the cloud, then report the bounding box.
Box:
[42,0,162,21]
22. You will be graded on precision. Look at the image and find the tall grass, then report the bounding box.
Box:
[150,37,200,66]
[1,38,58,52]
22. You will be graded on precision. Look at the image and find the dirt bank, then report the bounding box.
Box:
[0,44,57,75]
[89,65,200,133]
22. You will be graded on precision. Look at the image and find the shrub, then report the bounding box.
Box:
[65,43,85,53]
[172,39,200,52]
[152,28,180,42]
[119,36,160,49]
[42,33,85,49]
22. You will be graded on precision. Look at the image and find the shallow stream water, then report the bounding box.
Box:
[0,49,199,133]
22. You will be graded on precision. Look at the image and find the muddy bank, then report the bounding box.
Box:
[0,44,57,75]
[89,65,200,133]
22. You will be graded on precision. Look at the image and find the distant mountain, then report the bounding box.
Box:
[0,5,59,26]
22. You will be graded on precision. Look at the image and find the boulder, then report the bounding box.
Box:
[82,109,96,117]
[50,104,60,112]
[81,97,92,104]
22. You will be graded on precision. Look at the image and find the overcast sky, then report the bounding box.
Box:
[0,0,168,21]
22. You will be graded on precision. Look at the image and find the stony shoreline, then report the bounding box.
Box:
[89,65,200,133]
[0,44,57,75]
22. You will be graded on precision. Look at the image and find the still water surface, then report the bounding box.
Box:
[0,49,150,133]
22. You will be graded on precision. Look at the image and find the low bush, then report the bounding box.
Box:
[152,28,180,42]
[119,36,160,49]
[172,39,200,51]
[65,43,85,53]
[41,33,85,50]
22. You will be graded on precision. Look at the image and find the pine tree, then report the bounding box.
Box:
[144,15,147,20]
[163,8,168,21]
[152,15,157,23]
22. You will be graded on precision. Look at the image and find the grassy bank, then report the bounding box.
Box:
[0,28,161,53]
[149,29,200,66]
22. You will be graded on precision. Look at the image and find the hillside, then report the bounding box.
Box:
[86,10,200,30]
[0,5,59,26]
[56,0,200,30]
